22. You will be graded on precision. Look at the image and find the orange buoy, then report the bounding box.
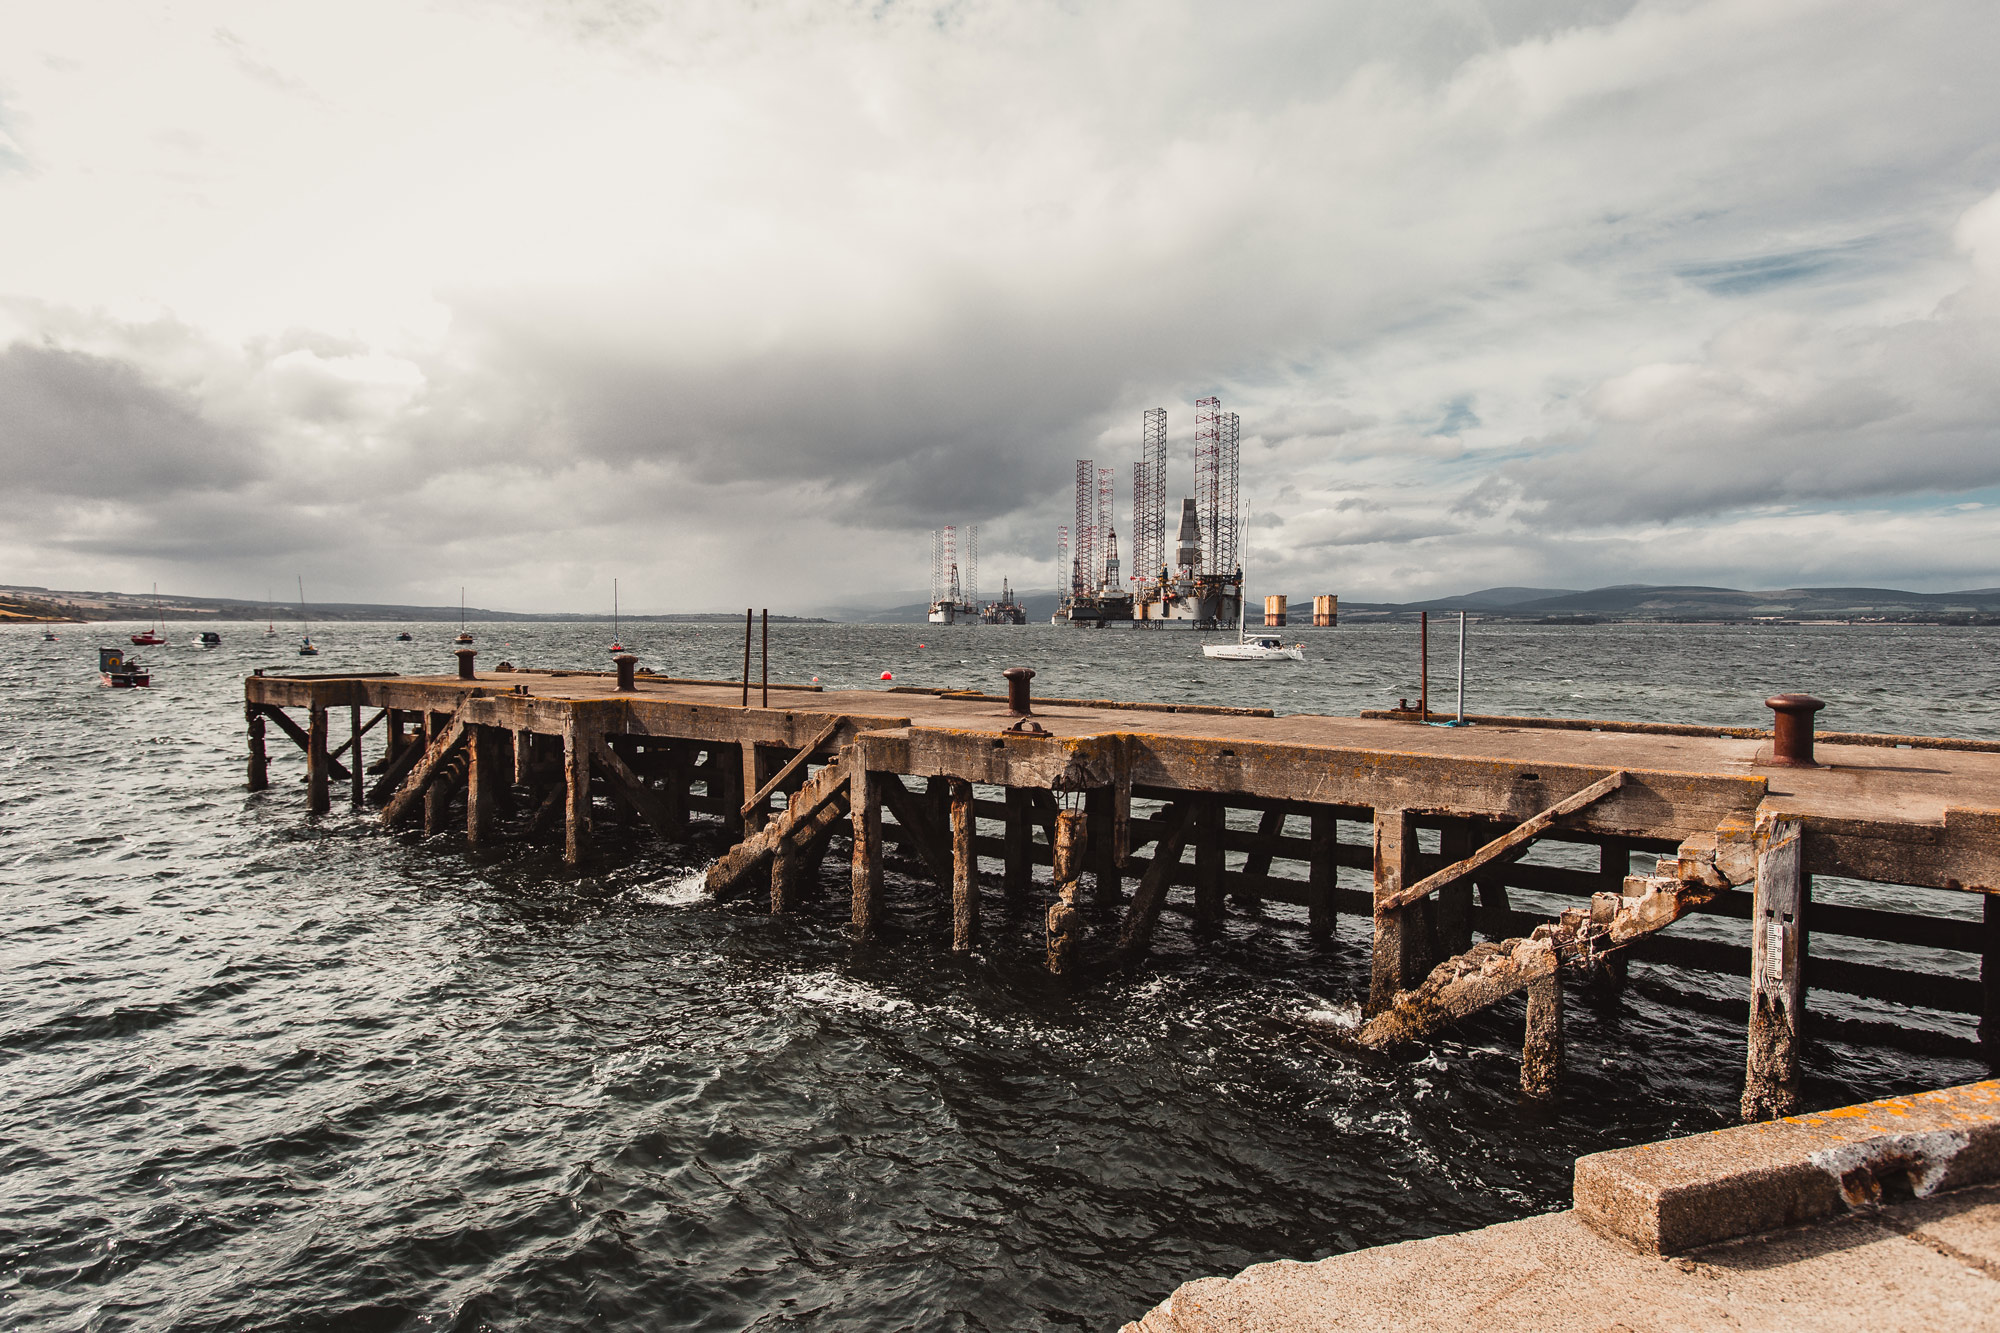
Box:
[880,671,893,680]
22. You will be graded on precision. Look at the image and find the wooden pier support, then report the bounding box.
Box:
[347,705,365,807]
[1193,794,1224,932]
[851,769,882,938]
[306,704,330,815]
[1003,787,1033,895]
[950,779,977,951]
[246,704,268,791]
[1307,811,1336,941]
[1087,787,1121,907]
[563,722,591,866]
[1048,808,1086,975]
[1522,970,1563,1098]
[466,725,494,844]
[1743,816,1806,1121]
[1368,808,1420,1017]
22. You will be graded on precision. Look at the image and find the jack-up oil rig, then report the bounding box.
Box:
[1057,398,1245,629]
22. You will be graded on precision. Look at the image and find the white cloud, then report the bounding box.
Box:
[0,0,1995,608]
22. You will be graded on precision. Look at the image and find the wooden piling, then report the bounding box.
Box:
[1048,808,1086,974]
[306,704,330,815]
[742,743,767,834]
[348,705,365,807]
[1003,787,1033,894]
[772,842,798,915]
[1307,811,1337,942]
[850,768,881,938]
[1522,970,1563,1098]
[563,721,592,866]
[423,713,452,837]
[1086,786,1121,906]
[246,705,268,791]
[1434,819,1476,955]
[1368,807,1420,1017]
[1742,816,1805,1121]
[1193,794,1224,931]
[466,725,494,844]
[950,779,977,951]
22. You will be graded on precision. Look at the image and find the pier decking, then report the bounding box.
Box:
[243,659,2000,1119]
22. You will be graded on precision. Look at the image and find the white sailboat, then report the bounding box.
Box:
[1202,579,1304,662]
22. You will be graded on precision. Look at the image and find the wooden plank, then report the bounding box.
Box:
[878,773,951,887]
[378,707,471,826]
[328,707,386,763]
[741,716,843,818]
[1378,770,1627,914]
[1368,808,1421,1017]
[590,736,676,841]
[307,705,330,815]
[259,704,353,783]
[1115,803,1193,964]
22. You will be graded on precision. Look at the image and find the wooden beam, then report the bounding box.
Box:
[564,721,592,866]
[328,707,386,763]
[950,778,977,951]
[258,704,353,783]
[1047,809,1086,975]
[590,735,676,841]
[1522,971,1562,1098]
[741,716,843,819]
[246,703,268,791]
[366,720,429,805]
[466,724,494,844]
[307,705,330,815]
[705,748,856,897]
[851,769,882,938]
[377,708,471,826]
[1114,803,1193,965]
[1368,807,1421,1018]
[878,773,951,888]
[1376,770,1628,915]
[347,704,365,808]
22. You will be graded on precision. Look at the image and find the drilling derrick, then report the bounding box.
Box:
[1217,411,1241,576]
[928,525,964,624]
[1096,467,1114,588]
[1195,397,1222,576]
[1139,407,1166,580]
[929,529,945,608]
[1073,460,1096,597]
[963,524,978,608]
[1055,525,1069,604]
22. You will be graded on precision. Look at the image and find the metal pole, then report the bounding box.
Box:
[761,609,769,709]
[1456,611,1466,725]
[1419,611,1428,720]
[741,608,752,707]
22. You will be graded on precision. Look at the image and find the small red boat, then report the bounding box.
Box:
[130,630,165,645]
[99,646,151,688]
[132,582,166,644]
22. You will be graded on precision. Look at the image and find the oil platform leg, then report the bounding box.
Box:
[950,779,977,951]
[563,723,592,866]
[1743,817,1806,1121]
[306,704,330,816]
[1368,807,1420,1017]
[246,705,268,792]
[851,769,882,939]
[1522,970,1563,1098]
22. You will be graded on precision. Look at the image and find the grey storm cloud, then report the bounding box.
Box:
[0,342,258,500]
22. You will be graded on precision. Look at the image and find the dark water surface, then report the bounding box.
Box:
[3,620,1994,1330]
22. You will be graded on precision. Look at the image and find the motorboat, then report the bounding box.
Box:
[199,631,222,646]
[99,646,151,687]
[395,631,414,642]
[42,628,57,642]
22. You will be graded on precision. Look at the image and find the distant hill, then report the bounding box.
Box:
[1340,584,2000,624]
[0,585,829,624]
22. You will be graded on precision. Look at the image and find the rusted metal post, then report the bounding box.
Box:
[951,779,977,951]
[1367,807,1420,1017]
[246,704,268,791]
[1193,794,1224,931]
[563,721,591,866]
[348,705,365,807]
[1307,810,1336,942]
[1003,787,1032,894]
[1003,667,1035,716]
[1765,693,1826,767]
[614,654,637,691]
[456,648,476,681]
[306,704,330,815]
[761,609,769,709]
[1522,970,1563,1098]
[741,608,752,707]
[1419,611,1428,719]
[466,725,493,844]
[1743,816,1806,1120]
[1047,808,1086,974]
[851,768,882,938]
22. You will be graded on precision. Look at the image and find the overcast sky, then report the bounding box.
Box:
[3,0,1998,613]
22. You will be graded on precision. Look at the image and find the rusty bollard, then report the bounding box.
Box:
[615,654,638,691]
[1003,666,1036,716]
[455,648,476,681]
[1765,693,1826,767]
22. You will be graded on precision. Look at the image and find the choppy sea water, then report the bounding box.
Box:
[2,619,1994,1331]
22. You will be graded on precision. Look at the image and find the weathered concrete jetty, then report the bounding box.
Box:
[242,653,2000,1119]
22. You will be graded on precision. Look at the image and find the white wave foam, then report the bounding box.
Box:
[633,868,709,907]
[783,971,913,1017]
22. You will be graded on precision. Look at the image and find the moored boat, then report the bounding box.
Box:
[99,646,151,687]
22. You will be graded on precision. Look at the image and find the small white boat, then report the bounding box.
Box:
[1202,587,1304,661]
[1204,632,1304,662]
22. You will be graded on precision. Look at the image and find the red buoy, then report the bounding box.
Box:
[880,671,893,680]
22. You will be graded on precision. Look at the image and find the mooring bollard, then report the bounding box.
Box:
[1765,693,1825,767]
[1003,666,1036,716]
[455,648,476,680]
[614,653,638,691]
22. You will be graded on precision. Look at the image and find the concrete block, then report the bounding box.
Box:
[1574,1079,2000,1254]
